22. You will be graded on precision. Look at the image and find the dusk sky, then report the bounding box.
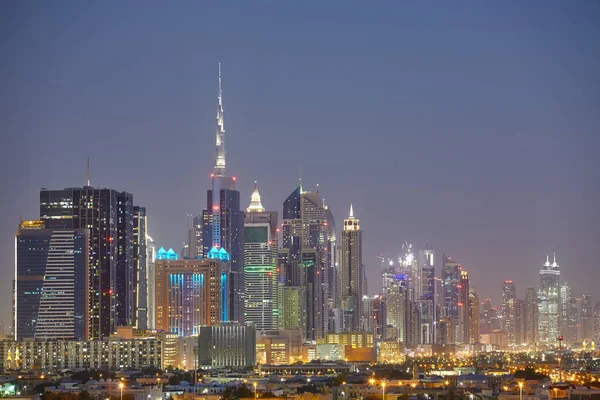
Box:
[1,1,599,326]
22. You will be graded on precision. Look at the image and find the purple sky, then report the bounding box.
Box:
[1,1,599,326]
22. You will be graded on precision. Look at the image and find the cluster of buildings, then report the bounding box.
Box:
[6,66,600,373]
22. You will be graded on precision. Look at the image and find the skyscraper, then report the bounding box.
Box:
[244,183,279,330]
[502,280,516,345]
[340,204,363,331]
[280,185,335,340]
[458,270,470,344]
[442,255,460,342]
[417,247,435,344]
[40,187,137,338]
[201,64,245,323]
[469,289,480,344]
[14,220,89,340]
[594,302,600,343]
[480,298,493,335]
[580,294,593,341]
[524,287,538,345]
[538,254,560,344]
[154,259,225,336]
[133,206,148,329]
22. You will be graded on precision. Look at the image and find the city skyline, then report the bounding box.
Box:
[1,1,600,326]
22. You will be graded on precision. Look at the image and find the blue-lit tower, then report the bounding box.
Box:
[201,64,245,323]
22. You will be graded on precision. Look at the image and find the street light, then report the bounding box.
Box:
[253,382,257,400]
[382,382,386,400]
[518,382,523,400]
[119,382,124,400]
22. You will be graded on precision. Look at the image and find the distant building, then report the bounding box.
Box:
[538,254,560,344]
[502,280,516,345]
[316,343,345,361]
[377,340,405,363]
[133,206,148,329]
[40,187,140,338]
[198,323,256,368]
[282,286,306,331]
[154,258,225,336]
[339,204,363,331]
[321,331,373,349]
[256,329,302,365]
[524,287,539,345]
[442,255,461,342]
[580,294,593,341]
[0,338,161,370]
[244,183,280,330]
[14,220,89,340]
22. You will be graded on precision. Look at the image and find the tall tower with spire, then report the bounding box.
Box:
[538,253,560,343]
[244,183,279,330]
[339,204,363,331]
[202,64,245,324]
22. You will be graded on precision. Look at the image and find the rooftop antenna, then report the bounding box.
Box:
[86,158,90,187]
[298,164,303,194]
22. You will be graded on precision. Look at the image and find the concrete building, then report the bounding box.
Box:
[339,204,363,331]
[198,323,256,368]
[256,329,301,365]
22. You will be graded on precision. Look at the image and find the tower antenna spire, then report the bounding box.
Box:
[214,62,226,176]
[86,157,90,187]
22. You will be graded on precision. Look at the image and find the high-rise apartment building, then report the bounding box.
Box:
[580,294,593,341]
[339,204,363,331]
[480,298,493,335]
[417,247,435,344]
[154,259,225,336]
[469,289,479,344]
[442,255,461,341]
[14,221,89,340]
[201,65,245,324]
[40,187,138,338]
[458,270,470,343]
[502,280,516,345]
[146,236,156,329]
[133,206,148,329]
[524,287,538,345]
[244,183,279,330]
[538,254,560,344]
[280,185,335,340]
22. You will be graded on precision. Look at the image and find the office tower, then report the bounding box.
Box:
[594,302,600,343]
[580,294,593,341]
[524,287,539,345]
[40,187,137,338]
[559,283,571,340]
[115,192,134,327]
[14,220,89,340]
[201,65,245,324]
[469,289,479,344]
[442,255,461,342]
[384,277,407,341]
[502,280,516,345]
[514,299,525,346]
[339,204,363,331]
[244,183,279,330]
[280,185,335,340]
[198,323,256,368]
[154,259,225,336]
[146,235,156,329]
[538,254,560,344]
[363,295,386,340]
[133,206,148,329]
[565,296,579,344]
[480,298,493,335]
[458,270,470,343]
[417,247,435,344]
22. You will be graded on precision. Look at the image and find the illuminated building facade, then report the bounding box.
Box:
[40,187,138,339]
[502,280,516,345]
[154,259,225,336]
[442,255,461,340]
[469,289,479,344]
[256,329,302,365]
[0,338,160,370]
[417,247,435,345]
[201,65,245,324]
[198,323,256,368]
[146,236,156,329]
[538,254,560,344]
[282,286,306,331]
[340,204,363,331]
[244,183,279,330]
[280,185,335,340]
[133,206,148,329]
[580,294,593,341]
[594,302,600,343]
[14,221,89,340]
[458,270,470,344]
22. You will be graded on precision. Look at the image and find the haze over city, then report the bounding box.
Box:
[1,0,599,330]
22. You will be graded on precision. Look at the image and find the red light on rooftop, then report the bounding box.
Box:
[232,176,236,181]
[210,174,214,178]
